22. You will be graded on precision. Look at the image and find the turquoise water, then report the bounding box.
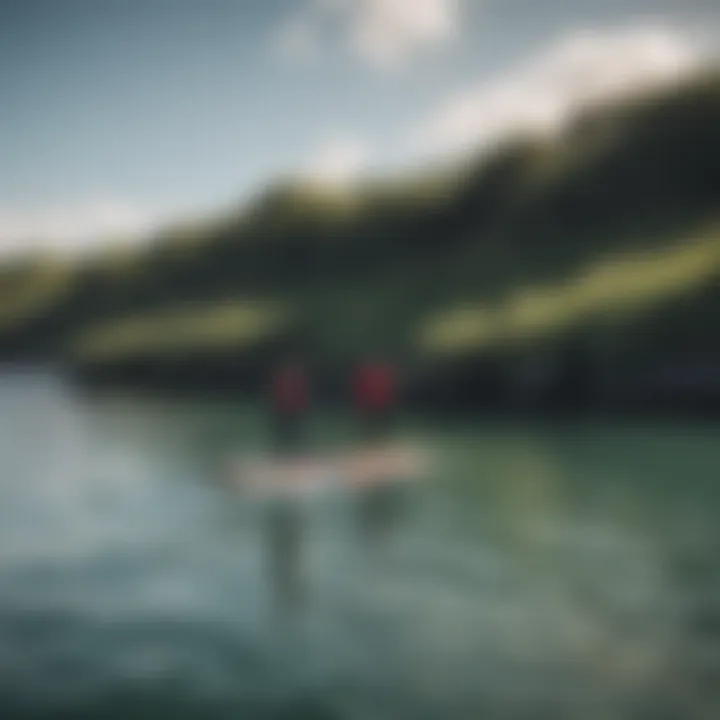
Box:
[0,371,719,718]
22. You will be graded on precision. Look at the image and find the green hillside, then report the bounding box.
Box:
[0,71,718,408]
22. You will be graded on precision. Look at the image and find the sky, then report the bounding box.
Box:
[0,0,718,256]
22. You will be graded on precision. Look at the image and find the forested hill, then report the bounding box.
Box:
[0,71,719,409]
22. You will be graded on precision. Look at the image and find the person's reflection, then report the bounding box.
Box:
[266,498,304,617]
[357,479,406,552]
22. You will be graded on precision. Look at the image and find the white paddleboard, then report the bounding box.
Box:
[225,442,430,498]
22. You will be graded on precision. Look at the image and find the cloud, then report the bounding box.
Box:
[274,0,462,70]
[415,24,704,158]
[0,200,160,257]
[300,135,367,185]
[346,0,461,69]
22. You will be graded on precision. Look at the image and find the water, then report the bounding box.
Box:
[0,370,719,718]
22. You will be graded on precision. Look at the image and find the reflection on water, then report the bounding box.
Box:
[0,371,719,718]
[265,499,306,619]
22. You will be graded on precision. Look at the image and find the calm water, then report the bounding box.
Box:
[0,370,719,719]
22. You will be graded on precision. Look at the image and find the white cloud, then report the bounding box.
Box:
[346,0,460,69]
[416,24,704,158]
[0,200,160,258]
[300,135,367,185]
[275,0,462,70]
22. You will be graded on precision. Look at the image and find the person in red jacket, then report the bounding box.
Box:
[270,359,309,456]
[353,359,397,441]
[352,359,406,550]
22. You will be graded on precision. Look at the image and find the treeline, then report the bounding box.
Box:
[0,71,719,413]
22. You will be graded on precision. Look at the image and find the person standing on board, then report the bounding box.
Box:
[351,358,404,549]
[352,358,397,443]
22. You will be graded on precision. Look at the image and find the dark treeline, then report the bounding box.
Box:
[1,71,720,415]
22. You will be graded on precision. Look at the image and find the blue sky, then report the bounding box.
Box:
[0,0,717,255]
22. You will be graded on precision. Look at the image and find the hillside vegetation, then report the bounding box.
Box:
[0,71,718,409]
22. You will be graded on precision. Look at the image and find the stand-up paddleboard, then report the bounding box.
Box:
[226,442,431,498]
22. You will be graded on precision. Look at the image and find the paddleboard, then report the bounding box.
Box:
[226,442,430,498]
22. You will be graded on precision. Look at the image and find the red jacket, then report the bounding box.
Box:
[353,363,395,411]
[272,366,308,414]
